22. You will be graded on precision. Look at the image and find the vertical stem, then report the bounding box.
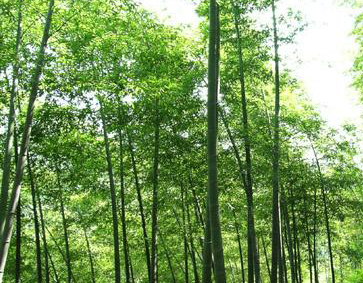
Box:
[99,100,121,283]
[27,155,42,283]
[182,184,189,283]
[202,199,212,283]
[311,143,335,283]
[48,249,60,283]
[233,209,246,283]
[278,201,285,283]
[262,235,271,280]
[83,227,96,283]
[303,191,313,283]
[313,181,319,283]
[59,189,72,283]
[0,2,55,280]
[271,0,281,281]
[207,1,226,281]
[37,184,50,283]
[151,98,160,283]
[281,188,295,283]
[186,186,200,283]
[230,2,261,281]
[127,130,151,280]
[14,109,21,283]
[159,234,176,283]
[45,226,76,283]
[0,0,23,239]
[117,98,131,283]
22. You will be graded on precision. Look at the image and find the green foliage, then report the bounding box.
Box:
[347,269,363,283]
[0,0,362,282]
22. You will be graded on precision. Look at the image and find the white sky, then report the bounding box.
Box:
[138,0,363,128]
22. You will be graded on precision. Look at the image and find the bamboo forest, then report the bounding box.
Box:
[1,0,363,282]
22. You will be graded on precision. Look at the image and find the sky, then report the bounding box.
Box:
[138,0,363,128]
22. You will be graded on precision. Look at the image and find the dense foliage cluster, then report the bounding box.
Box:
[0,0,362,282]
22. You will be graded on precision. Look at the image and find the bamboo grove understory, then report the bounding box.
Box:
[0,0,363,282]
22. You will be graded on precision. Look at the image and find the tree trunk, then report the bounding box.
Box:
[15,201,21,283]
[313,179,319,283]
[45,226,76,283]
[48,249,60,283]
[83,227,96,283]
[14,115,21,283]
[262,236,271,280]
[202,200,212,283]
[311,143,335,283]
[181,184,190,283]
[233,209,246,283]
[151,98,160,283]
[303,191,313,283]
[127,130,151,280]
[281,188,295,283]
[117,100,131,283]
[37,187,50,283]
[0,1,55,281]
[271,0,281,282]
[99,100,121,283]
[27,155,42,283]
[0,0,23,240]
[186,186,200,283]
[206,1,226,282]
[60,191,72,283]
[231,2,261,281]
[289,186,302,283]
[279,202,285,283]
[191,184,205,228]
[159,234,176,283]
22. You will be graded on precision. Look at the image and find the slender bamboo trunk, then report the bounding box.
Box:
[45,226,76,283]
[159,234,176,283]
[151,99,160,283]
[1,3,23,279]
[304,203,313,283]
[83,227,96,283]
[129,245,135,283]
[290,188,302,283]
[60,191,72,283]
[163,210,188,274]
[271,0,281,281]
[206,1,226,281]
[0,0,23,240]
[27,155,42,283]
[202,200,212,283]
[14,116,21,283]
[117,98,131,283]
[279,201,285,283]
[127,130,151,279]
[230,2,261,281]
[191,184,205,228]
[37,188,50,283]
[15,201,21,283]
[181,184,190,283]
[296,233,302,283]
[311,143,335,283]
[184,233,189,283]
[0,2,55,281]
[281,188,295,283]
[99,101,121,283]
[313,182,319,283]
[48,249,60,283]
[233,209,246,283]
[262,236,271,280]
[186,186,200,283]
